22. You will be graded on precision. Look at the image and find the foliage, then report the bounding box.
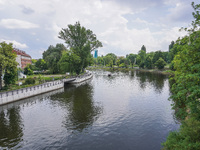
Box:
[104,53,117,68]
[24,78,35,85]
[24,64,34,75]
[145,54,153,69]
[0,42,18,89]
[43,43,66,74]
[3,66,18,86]
[163,2,200,149]
[127,54,137,68]
[154,57,166,69]
[35,59,47,71]
[169,41,175,51]
[58,50,81,74]
[141,45,146,52]
[58,22,102,74]
[162,117,200,150]
[152,50,164,64]
[138,50,146,68]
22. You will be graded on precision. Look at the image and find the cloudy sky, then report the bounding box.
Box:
[0,0,197,59]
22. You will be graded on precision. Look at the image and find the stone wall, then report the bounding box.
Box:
[0,80,65,106]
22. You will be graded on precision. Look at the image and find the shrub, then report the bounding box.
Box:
[162,117,200,150]
[154,57,166,69]
[24,78,35,85]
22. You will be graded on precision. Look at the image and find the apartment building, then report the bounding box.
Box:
[13,48,32,69]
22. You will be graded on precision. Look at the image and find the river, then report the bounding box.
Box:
[0,70,179,150]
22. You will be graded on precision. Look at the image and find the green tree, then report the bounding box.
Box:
[128,54,137,68]
[43,44,66,74]
[0,42,17,89]
[138,50,146,68]
[58,22,102,74]
[169,41,175,51]
[154,57,166,69]
[163,117,200,150]
[58,50,81,74]
[141,45,146,53]
[145,54,153,69]
[3,66,18,86]
[97,56,104,66]
[24,64,33,75]
[35,59,47,71]
[152,50,164,64]
[163,2,200,149]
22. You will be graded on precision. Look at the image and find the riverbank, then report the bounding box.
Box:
[0,73,92,106]
[87,66,174,76]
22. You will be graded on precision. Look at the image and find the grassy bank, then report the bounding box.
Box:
[0,74,68,93]
[87,66,174,76]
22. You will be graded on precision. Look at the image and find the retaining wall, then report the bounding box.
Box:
[0,79,65,106]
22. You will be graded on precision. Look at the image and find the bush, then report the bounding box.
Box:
[154,57,166,69]
[24,78,35,85]
[162,117,200,150]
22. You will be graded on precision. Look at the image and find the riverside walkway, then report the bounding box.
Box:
[0,74,92,106]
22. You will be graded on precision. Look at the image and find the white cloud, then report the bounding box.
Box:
[0,19,39,29]
[0,39,28,48]
[0,0,194,58]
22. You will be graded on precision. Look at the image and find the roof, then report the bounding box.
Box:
[13,48,31,58]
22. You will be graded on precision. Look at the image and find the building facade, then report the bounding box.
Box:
[13,49,32,69]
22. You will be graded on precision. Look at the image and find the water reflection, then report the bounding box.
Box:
[135,71,167,93]
[51,82,102,132]
[0,107,23,149]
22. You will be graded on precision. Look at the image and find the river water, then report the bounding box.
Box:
[0,70,179,150]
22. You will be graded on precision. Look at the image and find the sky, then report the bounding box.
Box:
[0,0,197,59]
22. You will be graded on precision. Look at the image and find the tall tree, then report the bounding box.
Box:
[141,45,146,53]
[58,22,102,74]
[138,49,146,68]
[163,2,200,149]
[43,44,66,74]
[0,42,17,89]
[128,54,137,68]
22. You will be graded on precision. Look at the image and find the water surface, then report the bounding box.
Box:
[0,70,179,150]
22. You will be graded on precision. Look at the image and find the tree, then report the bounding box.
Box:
[154,57,166,69]
[3,66,18,86]
[141,45,146,53]
[138,50,146,68]
[58,50,81,74]
[35,59,47,71]
[152,50,164,64]
[128,54,137,68]
[169,41,175,51]
[145,54,153,69]
[24,64,33,75]
[0,42,17,89]
[163,2,200,149]
[58,22,102,74]
[43,44,66,74]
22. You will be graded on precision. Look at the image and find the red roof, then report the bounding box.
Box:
[13,48,31,58]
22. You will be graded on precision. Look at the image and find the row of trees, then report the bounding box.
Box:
[93,45,172,70]
[162,2,200,149]
[24,22,103,75]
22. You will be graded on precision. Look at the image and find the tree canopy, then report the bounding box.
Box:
[58,22,102,74]
[0,42,17,89]
[43,43,66,74]
[163,2,200,149]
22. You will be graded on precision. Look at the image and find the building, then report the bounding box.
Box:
[13,48,32,69]
[94,49,98,58]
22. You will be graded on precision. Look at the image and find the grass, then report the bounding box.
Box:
[0,74,69,93]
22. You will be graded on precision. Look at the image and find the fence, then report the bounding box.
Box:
[0,79,65,105]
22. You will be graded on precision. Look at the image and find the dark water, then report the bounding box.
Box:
[0,70,179,150]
